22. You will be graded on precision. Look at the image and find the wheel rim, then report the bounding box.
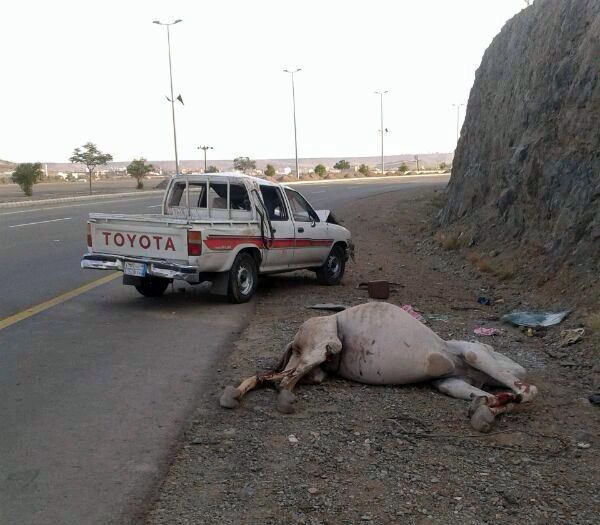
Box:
[326,253,341,278]
[237,264,254,295]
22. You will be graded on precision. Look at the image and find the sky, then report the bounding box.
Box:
[0,0,528,163]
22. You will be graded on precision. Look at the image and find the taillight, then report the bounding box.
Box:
[187,230,202,256]
[86,223,92,247]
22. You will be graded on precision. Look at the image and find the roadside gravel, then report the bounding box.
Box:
[146,186,599,525]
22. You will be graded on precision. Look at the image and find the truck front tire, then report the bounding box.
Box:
[316,245,346,285]
[228,252,258,303]
[134,276,170,297]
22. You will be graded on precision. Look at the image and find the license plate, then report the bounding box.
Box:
[124,262,146,277]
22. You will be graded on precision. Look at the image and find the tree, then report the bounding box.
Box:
[314,164,327,177]
[205,165,219,173]
[358,164,370,176]
[69,142,113,194]
[233,156,256,172]
[334,159,350,170]
[12,163,43,196]
[398,163,409,174]
[439,162,447,170]
[126,158,154,189]
[264,164,276,178]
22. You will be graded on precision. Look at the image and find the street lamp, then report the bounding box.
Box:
[375,91,389,174]
[452,103,465,145]
[283,68,301,179]
[197,145,213,172]
[153,19,183,176]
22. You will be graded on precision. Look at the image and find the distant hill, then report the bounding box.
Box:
[46,153,453,173]
[0,159,16,172]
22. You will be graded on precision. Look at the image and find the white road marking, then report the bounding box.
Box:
[10,217,72,228]
[311,190,327,194]
[147,204,162,208]
[0,196,162,216]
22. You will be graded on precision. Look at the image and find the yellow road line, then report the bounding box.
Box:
[0,272,121,331]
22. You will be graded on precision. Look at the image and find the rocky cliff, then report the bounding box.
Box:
[439,0,599,265]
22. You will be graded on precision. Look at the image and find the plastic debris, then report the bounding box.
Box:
[474,327,500,336]
[477,296,491,306]
[358,280,402,299]
[402,305,424,323]
[588,393,600,406]
[501,310,570,328]
[308,303,348,312]
[288,434,299,444]
[428,314,451,322]
[559,328,584,347]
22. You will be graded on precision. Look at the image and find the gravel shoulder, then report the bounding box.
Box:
[146,186,599,525]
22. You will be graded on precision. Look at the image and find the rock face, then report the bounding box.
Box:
[439,0,599,263]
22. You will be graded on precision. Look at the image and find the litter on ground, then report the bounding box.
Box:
[501,310,570,328]
[474,327,500,336]
[559,328,584,347]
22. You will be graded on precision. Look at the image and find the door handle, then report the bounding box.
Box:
[297,227,304,233]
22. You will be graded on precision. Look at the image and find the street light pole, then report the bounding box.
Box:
[153,19,182,176]
[197,145,213,171]
[452,103,465,145]
[375,91,388,174]
[284,68,301,179]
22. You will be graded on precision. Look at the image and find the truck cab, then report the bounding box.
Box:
[82,173,352,303]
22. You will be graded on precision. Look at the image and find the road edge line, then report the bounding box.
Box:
[0,272,121,331]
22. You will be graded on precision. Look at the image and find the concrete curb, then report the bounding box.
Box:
[287,173,449,185]
[0,190,164,209]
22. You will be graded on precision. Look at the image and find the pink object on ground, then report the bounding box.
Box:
[402,305,424,323]
[474,327,500,336]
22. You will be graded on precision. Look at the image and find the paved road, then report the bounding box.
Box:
[0,175,448,525]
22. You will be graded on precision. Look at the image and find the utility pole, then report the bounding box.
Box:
[284,68,301,179]
[452,103,465,145]
[414,155,420,172]
[197,145,213,172]
[375,91,389,174]
[153,19,183,176]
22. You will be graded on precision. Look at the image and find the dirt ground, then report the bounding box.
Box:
[145,186,599,525]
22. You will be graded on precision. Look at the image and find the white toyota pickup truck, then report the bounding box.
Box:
[81,173,352,303]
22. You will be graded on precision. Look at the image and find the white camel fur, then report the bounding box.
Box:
[220,302,538,432]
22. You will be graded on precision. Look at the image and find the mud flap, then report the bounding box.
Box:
[208,271,229,296]
[123,275,142,286]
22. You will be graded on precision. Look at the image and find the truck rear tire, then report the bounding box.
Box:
[134,276,170,297]
[228,252,258,303]
[316,245,345,285]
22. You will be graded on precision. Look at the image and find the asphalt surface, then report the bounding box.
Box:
[0,174,448,525]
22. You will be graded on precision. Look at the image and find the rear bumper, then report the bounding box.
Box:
[81,254,199,282]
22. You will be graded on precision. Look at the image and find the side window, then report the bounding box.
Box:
[207,182,227,209]
[168,182,207,207]
[189,182,207,207]
[230,184,251,211]
[168,182,185,206]
[285,189,319,223]
[259,186,288,221]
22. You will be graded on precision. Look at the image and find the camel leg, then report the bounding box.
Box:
[300,366,327,385]
[433,377,493,401]
[220,369,294,409]
[463,347,538,403]
[433,378,522,433]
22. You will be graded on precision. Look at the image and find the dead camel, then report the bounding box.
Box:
[220,302,538,432]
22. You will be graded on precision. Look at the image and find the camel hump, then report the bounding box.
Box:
[425,352,456,378]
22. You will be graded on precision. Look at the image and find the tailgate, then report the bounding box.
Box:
[90,219,188,261]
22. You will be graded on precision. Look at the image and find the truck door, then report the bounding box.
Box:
[258,185,296,271]
[284,188,333,267]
